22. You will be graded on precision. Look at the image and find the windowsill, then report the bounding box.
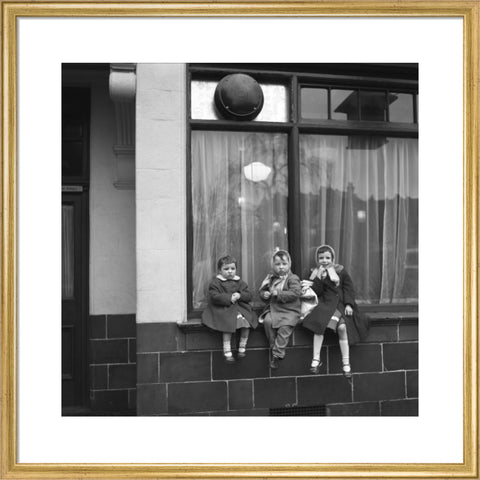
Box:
[178,311,418,332]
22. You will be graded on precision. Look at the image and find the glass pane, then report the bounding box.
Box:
[300,88,328,119]
[191,80,289,122]
[62,141,84,177]
[191,131,288,309]
[331,89,358,120]
[389,93,415,123]
[62,205,74,299]
[299,134,418,304]
[360,91,386,121]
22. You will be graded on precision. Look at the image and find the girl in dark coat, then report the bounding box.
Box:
[202,255,258,362]
[259,250,302,369]
[302,245,369,377]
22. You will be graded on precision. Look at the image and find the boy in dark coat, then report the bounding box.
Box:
[259,250,302,369]
[302,244,369,377]
[202,255,258,362]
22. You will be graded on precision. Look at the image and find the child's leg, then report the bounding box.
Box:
[238,328,249,355]
[272,325,294,359]
[262,313,276,349]
[312,334,324,365]
[222,332,234,361]
[337,323,351,375]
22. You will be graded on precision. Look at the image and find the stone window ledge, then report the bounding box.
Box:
[178,311,418,333]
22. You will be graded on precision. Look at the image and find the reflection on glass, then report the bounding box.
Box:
[331,89,358,120]
[191,131,288,308]
[360,91,386,121]
[300,88,328,119]
[389,93,414,123]
[191,80,289,122]
[62,205,74,299]
[299,134,418,304]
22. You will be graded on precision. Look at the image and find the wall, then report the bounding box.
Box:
[135,64,187,324]
[136,314,418,416]
[89,74,136,315]
[89,313,136,413]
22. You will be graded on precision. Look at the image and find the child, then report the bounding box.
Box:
[301,244,369,377]
[202,255,258,362]
[259,250,302,369]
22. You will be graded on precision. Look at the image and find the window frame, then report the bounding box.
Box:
[187,64,418,316]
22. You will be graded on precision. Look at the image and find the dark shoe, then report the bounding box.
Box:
[270,357,280,369]
[237,349,246,358]
[224,354,235,363]
[309,359,322,374]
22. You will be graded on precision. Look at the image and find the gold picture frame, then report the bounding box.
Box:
[1,1,478,478]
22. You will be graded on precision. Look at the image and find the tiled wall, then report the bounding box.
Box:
[136,314,418,416]
[89,314,137,413]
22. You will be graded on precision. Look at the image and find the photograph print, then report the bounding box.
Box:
[62,63,418,416]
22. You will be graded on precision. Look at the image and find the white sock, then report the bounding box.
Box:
[313,334,324,362]
[339,338,350,370]
[239,329,249,352]
[223,332,232,356]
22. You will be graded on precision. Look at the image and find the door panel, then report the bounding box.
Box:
[62,191,88,408]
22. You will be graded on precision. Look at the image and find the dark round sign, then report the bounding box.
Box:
[214,74,264,121]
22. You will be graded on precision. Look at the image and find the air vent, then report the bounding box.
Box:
[270,405,326,416]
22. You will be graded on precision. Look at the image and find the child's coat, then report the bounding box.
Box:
[259,272,302,328]
[302,266,369,345]
[202,275,258,333]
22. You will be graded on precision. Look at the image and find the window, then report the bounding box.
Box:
[301,87,417,124]
[191,131,288,309]
[299,134,418,304]
[189,65,418,313]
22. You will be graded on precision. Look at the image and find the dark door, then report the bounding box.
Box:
[62,189,88,408]
[62,86,90,411]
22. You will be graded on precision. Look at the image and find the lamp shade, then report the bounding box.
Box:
[243,162,272,182]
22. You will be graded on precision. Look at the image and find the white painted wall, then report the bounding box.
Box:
[89,73,136,314]
[135,64,187,323]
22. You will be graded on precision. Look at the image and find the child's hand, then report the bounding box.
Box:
[272,289,278,297]
[231,293,241,303]
[345,305,353,316]
[261,291,271,300]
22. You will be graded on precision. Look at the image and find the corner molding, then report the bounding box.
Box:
[109,63,136,190]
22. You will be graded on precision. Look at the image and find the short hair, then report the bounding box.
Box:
[217,255,237,270]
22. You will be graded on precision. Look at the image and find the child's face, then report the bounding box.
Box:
[220,262,236,279]
[317,251,333,267]
[272,256,290,276]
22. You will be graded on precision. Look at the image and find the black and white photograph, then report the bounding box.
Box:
[62,63,419,417]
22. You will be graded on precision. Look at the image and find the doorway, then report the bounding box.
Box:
[62,86,90,412]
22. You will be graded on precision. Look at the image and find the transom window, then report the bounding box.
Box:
[301,87,417,123]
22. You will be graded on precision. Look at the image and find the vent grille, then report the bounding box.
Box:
[270,405,326,416]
